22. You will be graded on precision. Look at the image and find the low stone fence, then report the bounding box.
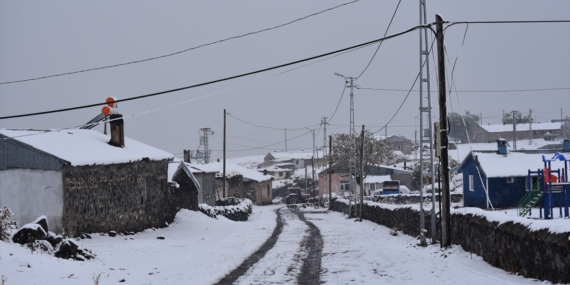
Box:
[373,193,463,205]
[199,198,252,221]
[331,199,569,284]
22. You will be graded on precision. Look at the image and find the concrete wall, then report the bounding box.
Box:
[0,169,63,231]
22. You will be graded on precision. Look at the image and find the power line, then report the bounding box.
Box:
[0,0,361,85]
[355,0,401,80]
[358,87,570,93]
[212,130,312,152]
[371,36,438,134]
[326,82,348,123]
[0,24,424,120]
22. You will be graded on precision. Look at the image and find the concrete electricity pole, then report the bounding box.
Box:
[335,72,357,217]
[223,110,227,198]
[436,14,451,248]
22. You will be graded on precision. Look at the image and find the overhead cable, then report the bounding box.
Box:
[0,24,424,120]
[0,0,361,85]
[355,0,402,80]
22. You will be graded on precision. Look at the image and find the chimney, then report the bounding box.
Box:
[102,97,124,148]
[108,114,125,147]
[183,150,191,163]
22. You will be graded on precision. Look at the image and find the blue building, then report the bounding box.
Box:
[457,151,567,209]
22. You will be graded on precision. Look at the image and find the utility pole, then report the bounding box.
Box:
[359,125,365,222]
[305,165,308,195]
[335,72,357,217]
[529,109,533,144]
[480,113,483,125]
[285,128,287,152]
[512,110,517,151]
[312,156,315,197]
[436,14,451,248]
[223,110,227,198]
[322,117,328,154]
[419,0,436,245]
[329,135,332,210]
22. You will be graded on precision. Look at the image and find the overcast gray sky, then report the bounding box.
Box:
[1,1,569,159]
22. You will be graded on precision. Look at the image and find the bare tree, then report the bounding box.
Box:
[330,130,394,187]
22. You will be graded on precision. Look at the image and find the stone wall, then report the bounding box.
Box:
[62,159,195,236]
[373,193,463,205]
[331,199,569,284]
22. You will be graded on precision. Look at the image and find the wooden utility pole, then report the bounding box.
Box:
[223,109,226,199]
[359,125,365,222]
[329,135,332,210]
[436,14,451,247]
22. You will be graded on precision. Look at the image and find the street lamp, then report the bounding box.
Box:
[334,72,357,217]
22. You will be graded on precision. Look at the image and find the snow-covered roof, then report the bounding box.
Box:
[460,151,569,178]
[480,122,561,133]
[266,151,324,161]
[364,175,392,184]
[1,129,174,166]
[191,162,273,182]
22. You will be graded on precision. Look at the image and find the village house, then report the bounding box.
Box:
[469,122,565,143]
[208,162,273,205]
[259,150,325,170]
[382,135,413,155]
[457,141,570,209]
[0,126,200,236]
[168,161,218,207]
[318,164,412,197]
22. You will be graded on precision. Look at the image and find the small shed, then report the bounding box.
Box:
[209,162,273,205]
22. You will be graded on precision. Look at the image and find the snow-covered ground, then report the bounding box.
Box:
[2,204,565,284]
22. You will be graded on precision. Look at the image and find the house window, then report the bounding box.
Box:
[340,180,350,191]
[369,183,376,191]
[469,175,474,191]
[507,177,514,183]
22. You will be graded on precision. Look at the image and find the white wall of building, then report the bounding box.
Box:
[0,169,63,232]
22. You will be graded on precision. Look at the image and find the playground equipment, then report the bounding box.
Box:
[517,153,570,218]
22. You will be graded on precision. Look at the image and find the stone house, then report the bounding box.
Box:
[257,163,295,180]
[0,126,199,236]
[210,162,273,205]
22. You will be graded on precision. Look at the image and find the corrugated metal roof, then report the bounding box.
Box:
[0,134,68,171]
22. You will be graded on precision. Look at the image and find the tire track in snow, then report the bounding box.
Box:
[215,208,284,285]
[293,209,323,285]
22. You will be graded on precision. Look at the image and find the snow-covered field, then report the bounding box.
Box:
[2,204,565,285]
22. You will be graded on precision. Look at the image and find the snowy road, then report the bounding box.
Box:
[0,205,558,284]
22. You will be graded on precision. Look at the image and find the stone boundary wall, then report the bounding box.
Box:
[373,193,463,205]
[62,159,195,236]
[331,199,569,284]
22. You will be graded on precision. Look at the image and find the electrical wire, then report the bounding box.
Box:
[354,0,401,80]
[371,36,437,134]
[358,87,570,93]
[326,82,348,124]
[0,0,361,85]
[212,130,312,152]
[0,24,425,120]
